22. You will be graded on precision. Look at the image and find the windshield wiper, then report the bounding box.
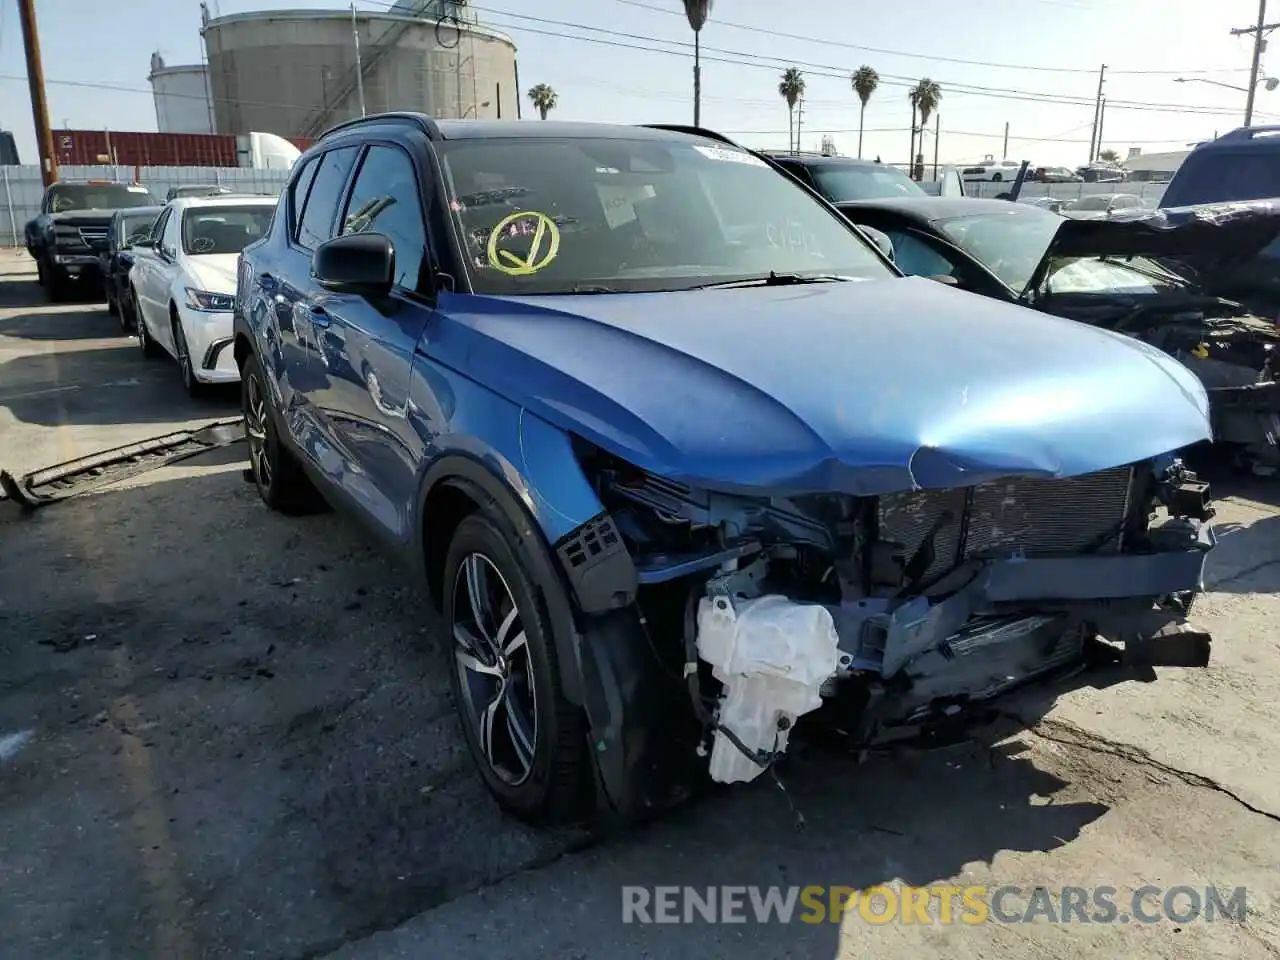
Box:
[695,271,853,290]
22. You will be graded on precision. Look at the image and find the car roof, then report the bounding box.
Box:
[112,205,164,218]
[167,195,278,211]
[320,113,725,145]
[758,152,888,169]
[836,196,1027,222]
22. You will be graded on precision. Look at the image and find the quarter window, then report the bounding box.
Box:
[288,155,319,239]
[296,146,359,250]
[339,145,428,292]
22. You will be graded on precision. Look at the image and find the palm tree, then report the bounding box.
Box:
[851,66,879,160]
[527,84,558,120]
[1098,148,1120,163]
[779,67,805,153]
[910,78,942,178]
[683,0,713,127]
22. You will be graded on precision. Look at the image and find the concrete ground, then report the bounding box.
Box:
[1,247,1278,960]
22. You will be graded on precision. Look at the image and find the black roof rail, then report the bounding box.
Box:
[317,111,442,142]
[638,123,742,147]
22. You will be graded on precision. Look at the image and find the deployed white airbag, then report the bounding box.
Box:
[695,594,841,784]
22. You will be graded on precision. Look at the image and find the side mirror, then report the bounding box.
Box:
[928,274,960,287]
[133,237,156,249]
[858,225,895,263]
[312,233,395,297]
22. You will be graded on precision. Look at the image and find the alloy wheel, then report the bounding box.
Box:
[450,553,539,786]
[244,373,272,491]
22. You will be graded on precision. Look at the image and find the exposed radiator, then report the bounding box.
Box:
[877,465,1135,581]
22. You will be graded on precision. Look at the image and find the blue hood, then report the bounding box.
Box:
[430,277,1212,495]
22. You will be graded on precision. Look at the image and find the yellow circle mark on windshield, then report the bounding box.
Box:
[486,210,561,276]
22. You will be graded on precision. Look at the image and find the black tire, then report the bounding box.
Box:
[119,287,136,333]
[241,351,327,515]
[172,314,204,398]
[134,289,162,357]
[991,172,1004,183]
[443,510,592,825]
[41,255,69,303]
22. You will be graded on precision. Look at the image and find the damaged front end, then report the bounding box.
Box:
[569,442,1214,800]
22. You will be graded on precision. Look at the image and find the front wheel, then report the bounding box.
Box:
[443,511,592,825]
[134,290,161,357]
[172,317,204,397]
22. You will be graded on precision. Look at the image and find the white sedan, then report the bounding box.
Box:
[129,195,277,394]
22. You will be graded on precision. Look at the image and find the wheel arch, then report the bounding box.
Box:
[415,454,587,705]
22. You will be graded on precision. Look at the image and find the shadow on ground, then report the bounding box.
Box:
[0,464,1154,960]
[0,333,238,428]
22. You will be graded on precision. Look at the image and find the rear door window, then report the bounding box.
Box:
[296,147,359,250]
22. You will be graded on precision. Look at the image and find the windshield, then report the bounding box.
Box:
[181,205,274,255]
[937,207,1184,294]
[49,184,154,212]
[1071,196,1112,211]
[436,136,894,294]
[809,163,926,202]
[120,212,158,244]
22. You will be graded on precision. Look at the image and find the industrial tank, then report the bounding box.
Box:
[149,54,215,135]
[202,5,519,139]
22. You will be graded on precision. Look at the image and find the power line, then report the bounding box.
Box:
[463,5,1280,120]
[603,0,1251,76]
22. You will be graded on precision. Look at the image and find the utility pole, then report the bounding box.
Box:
[933,113,940,179]
[351,2,367,118]
[1088,64,1107,164]
[1002,121,1009,160]
[1233,0,1273,126]
[796,97,804,153]
[1096,97,1107,158]
[18,0,58,187]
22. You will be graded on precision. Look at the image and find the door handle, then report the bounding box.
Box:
[258,272,278,293]
[309,305,331,328]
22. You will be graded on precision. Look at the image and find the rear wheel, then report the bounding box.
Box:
[443,510,592,825]
[241,351,326,514]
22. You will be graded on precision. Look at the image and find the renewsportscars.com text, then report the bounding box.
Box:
[621,884,1247,925]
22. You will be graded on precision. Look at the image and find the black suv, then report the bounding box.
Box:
[25,180,157,300]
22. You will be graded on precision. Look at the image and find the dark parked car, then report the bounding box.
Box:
[836,195,1280,472]
[234,114,1215,825]
[25,180,157,301]
[759,151,931,201]
[99,205,163,330]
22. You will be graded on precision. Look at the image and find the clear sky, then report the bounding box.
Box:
[1,0,1274,167]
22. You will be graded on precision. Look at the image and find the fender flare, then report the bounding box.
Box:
[415,454,587,706]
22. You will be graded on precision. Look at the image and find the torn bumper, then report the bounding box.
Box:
[827,523,1214,732]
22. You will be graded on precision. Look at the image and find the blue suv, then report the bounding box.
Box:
[234,114,1216,825]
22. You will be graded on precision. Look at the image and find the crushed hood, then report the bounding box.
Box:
[1033,199,1280,295]
[430,278,1212,496]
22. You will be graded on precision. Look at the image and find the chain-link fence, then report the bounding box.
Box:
[0,165,292,247]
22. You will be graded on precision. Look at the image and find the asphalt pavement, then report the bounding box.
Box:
[1,248,1279,960]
